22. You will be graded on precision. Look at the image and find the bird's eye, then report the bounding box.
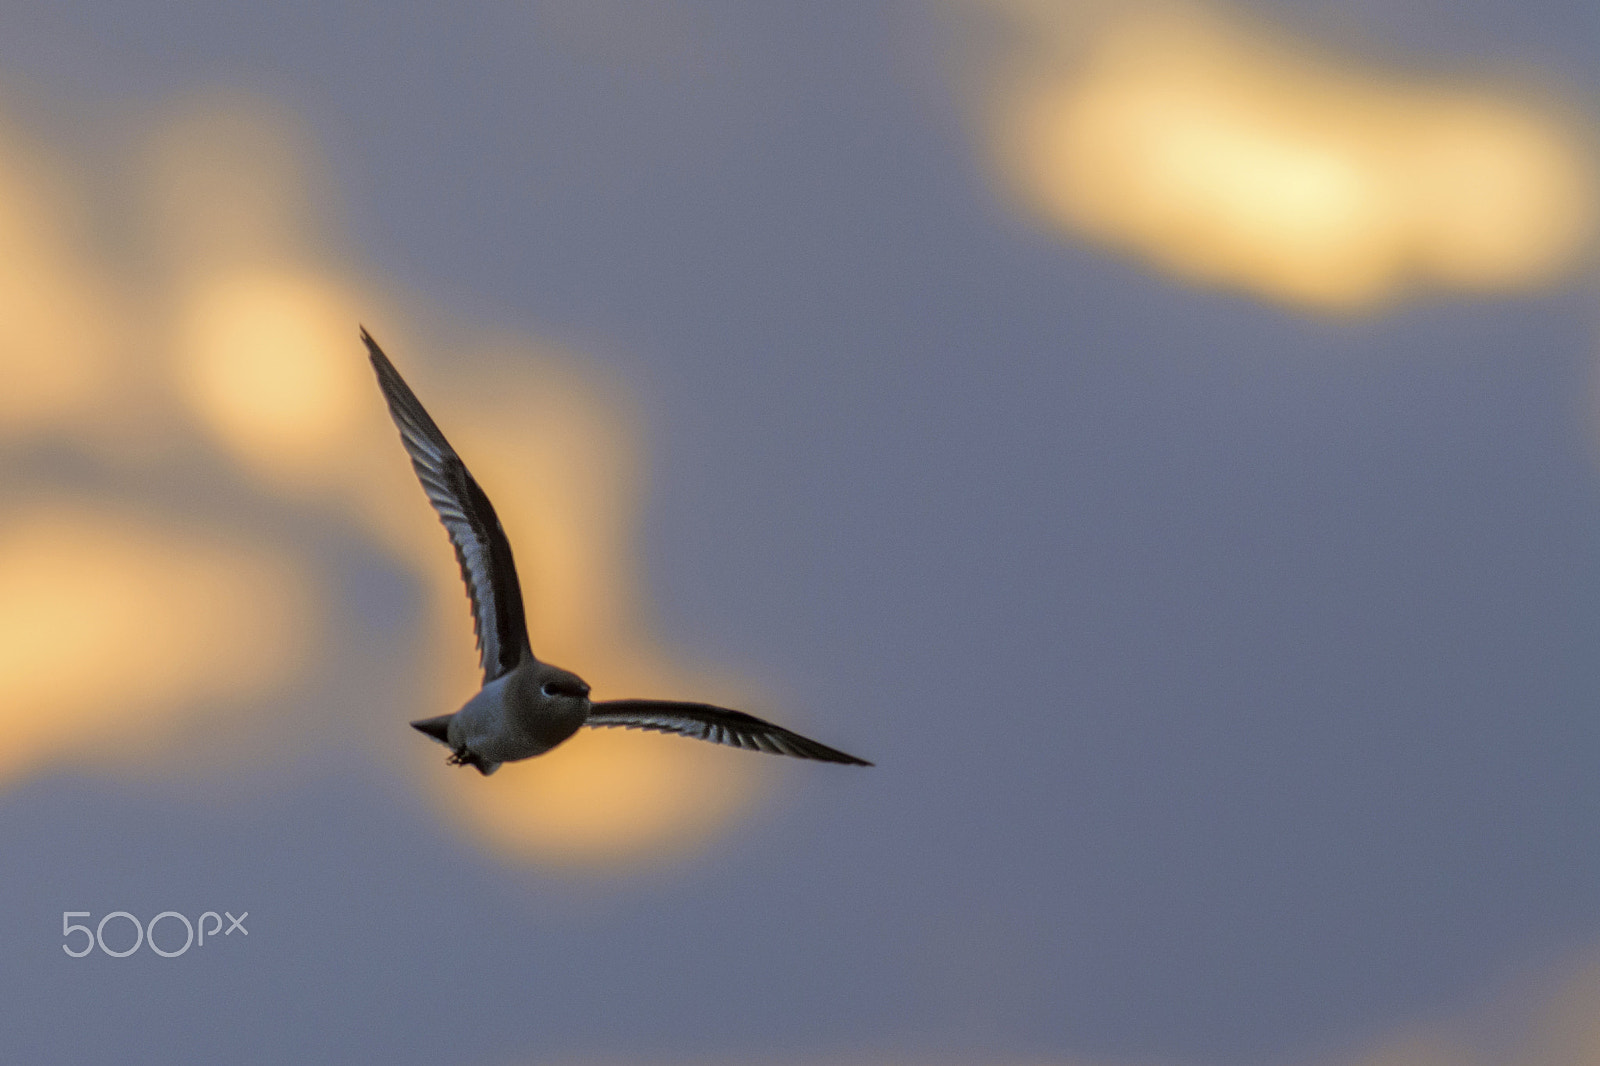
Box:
[542,679,588,699]
[541,681,561,698]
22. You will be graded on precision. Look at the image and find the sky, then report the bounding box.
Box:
[0,1,1598,1064]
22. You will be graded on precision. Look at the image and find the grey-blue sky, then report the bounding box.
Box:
[0,1,1598,1064]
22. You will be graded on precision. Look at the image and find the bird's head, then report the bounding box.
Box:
[531,662,591,707]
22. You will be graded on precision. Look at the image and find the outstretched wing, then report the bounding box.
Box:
[363,328,532,682]
[586,700,872,765]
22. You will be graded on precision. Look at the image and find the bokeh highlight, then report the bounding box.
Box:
[958,0,1599,309]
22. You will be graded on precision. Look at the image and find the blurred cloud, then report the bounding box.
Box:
[175,268,374,488]
[0,91,766,868]
[0,115,133,437]
[953,0,1599,309]
[0,502,311,782]
[430,724,760,866]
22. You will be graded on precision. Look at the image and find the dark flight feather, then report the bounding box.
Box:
[587,699,873,765]
[364,328,532,682]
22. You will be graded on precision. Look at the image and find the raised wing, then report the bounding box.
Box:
[363,328,532,682]
[586,699,872,765]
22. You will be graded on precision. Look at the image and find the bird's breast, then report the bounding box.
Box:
[451,675,582,763]
[508,693,587,754]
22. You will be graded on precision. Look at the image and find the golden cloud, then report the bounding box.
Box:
[0,94,769,867]
[174,268,375,487]
[963,0,1599,308]
[0,502,312,782]
[0,116,132,435]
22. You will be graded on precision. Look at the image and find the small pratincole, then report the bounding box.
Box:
[363,329,872,775]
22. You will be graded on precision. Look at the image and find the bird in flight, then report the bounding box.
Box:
[363,329,872,775]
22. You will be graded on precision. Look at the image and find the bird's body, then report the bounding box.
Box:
[363,329,871,774]
[415,661,590,774]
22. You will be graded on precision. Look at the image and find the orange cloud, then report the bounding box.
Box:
[174,268,376,488]
[0,115,133,436]
[0,502,311,782]
[961,0,1599,308]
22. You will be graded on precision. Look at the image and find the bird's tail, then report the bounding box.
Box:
[410,714,454,745]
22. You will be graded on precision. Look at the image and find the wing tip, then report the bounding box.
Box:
[360,324,392,370]
[814,745,874,767]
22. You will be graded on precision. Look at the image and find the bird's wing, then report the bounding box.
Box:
[364,328,532,682]
[586,699,872,765]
